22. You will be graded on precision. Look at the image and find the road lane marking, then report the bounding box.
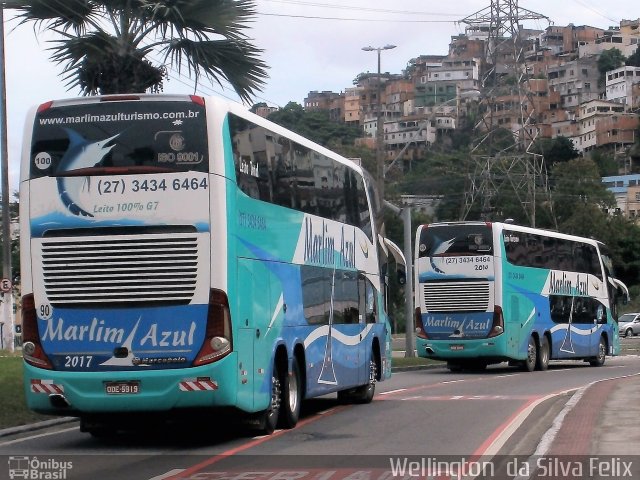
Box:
[0,426,79,447]
[397,394,539,402]
[164,405,348,480]
[149,469,185,480]
[378,388,406,395]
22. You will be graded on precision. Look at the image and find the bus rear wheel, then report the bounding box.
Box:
[259,364,281,434]
[279,359,302,429]
[522,336,537,372]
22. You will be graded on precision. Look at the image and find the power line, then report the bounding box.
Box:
[259,0,465,17]
[256,12,458,23]
[568,0,618,24]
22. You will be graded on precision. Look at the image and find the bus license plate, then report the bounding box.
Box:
[105,381,140,395]
[450,345,464,351]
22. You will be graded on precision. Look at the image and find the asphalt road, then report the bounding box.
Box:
[2,342,640,480]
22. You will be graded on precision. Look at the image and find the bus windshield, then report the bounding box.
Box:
[30,100,208,178]
[418,223,493,257]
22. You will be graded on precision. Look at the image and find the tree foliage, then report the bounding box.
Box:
[5,0,268,102]
[550,158,615,228]
[532,136,579,166]
[625,47,640,67]
[267,103,363,149]
[597,48,626,86]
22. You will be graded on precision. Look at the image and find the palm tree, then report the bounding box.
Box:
[4,0,268,103]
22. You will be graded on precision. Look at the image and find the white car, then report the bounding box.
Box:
[618,313,640,337]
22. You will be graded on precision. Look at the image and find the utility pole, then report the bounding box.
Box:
[384,200,414,358]
[402,206,414,357]
[0,6,14,352]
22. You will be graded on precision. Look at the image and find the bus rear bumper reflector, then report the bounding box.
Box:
[31,379,64,395]
[179,378,218,391]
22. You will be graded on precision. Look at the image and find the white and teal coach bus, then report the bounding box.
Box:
[414,221,628,372]
[19,94,404,435]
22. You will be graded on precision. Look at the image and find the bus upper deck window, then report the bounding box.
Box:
[469,234,491,253]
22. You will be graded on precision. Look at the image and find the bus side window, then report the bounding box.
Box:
[359,274,377,324]
[334,271,359,325]
[527,234,544,268]
[272,136,297,209]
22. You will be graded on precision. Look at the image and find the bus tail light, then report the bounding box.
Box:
[37,101,54,113]
[21,294,53,370]
[488,305,504,338]
[415,307,428,339]
[190,95,205,106]
[193,290,233,366]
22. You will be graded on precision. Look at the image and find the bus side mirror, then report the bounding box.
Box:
[396,266,406,285]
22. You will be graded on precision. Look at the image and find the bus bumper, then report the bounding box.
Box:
[416,337,508,361]
[23,354,248,415]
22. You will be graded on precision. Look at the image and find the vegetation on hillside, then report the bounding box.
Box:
[267,105,640,328]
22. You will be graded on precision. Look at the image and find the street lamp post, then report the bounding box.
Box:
[362,44,396,204]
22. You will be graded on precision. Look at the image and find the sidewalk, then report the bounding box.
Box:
[546,373,640,455]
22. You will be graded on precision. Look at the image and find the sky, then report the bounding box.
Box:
[1,0,638,193]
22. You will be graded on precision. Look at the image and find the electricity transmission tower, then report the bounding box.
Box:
[459,0,556,228]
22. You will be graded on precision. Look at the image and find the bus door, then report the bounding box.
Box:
[550,294,592,358]
[236,258,272,411]
[357,273,377,386]
[324,270,363,389]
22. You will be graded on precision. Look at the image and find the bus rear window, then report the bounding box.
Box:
[30,101,208,178]
[418,224,493,257]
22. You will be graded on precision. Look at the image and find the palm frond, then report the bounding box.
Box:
[4,0,96,34]
[5,0,269,100]
[142,0,257,42]
[166,38,268,103]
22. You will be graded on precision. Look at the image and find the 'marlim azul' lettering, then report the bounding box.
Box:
[304,218,355,268]
[43,318,197,347]
[549,271,589,296]
[43,318,125,344]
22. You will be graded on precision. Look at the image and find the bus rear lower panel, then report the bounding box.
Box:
[23,354,241,415]
[416,337,511,364]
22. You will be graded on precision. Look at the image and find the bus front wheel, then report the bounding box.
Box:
[338,359,377,404]
[522,336,537,372]
[535,335,550,371]
[352,359,377,404]
[589,337,607,367]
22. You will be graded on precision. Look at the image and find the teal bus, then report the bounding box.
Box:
[19,94,404,435]
[414,221,628,372]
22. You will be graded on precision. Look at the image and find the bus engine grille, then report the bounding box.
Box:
[422,281,490,312]
[37,234,203,307]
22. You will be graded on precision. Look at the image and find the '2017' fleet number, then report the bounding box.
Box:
[64,355,93,368]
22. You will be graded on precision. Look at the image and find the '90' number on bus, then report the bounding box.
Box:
[39,303,53,320]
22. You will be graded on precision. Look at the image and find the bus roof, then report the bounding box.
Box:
[419,221,603,247]
[34,93,368,182]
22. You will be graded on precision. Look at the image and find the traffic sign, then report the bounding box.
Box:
[1,278,12,293]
